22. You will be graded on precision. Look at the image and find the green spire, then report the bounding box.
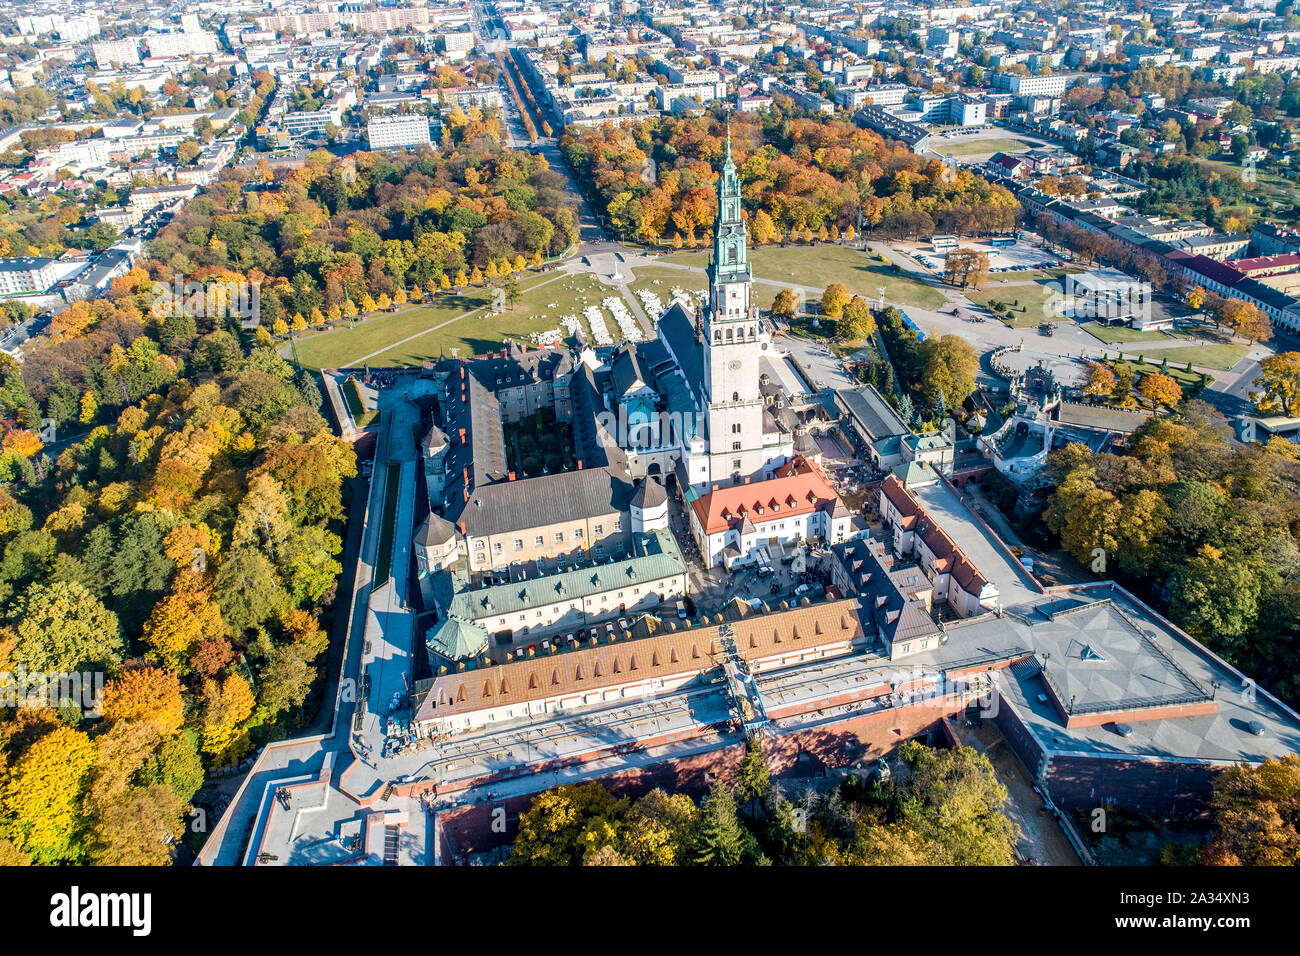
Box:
[709,119,750,291]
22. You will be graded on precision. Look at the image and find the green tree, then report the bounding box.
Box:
[896,741,1019,865]
[693,781,765,865]
[918,334,978,409]
[7,580,123,673]
[214,547,291,634]
[734,738,773,817]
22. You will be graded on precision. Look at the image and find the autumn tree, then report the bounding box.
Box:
[1081,361,1117,398]
[1252,352,1300,416]
[508,782,628,865]
[1138,371,1182,409]
[771,288,798,319]
[1217,298,1272,343]
[1205,754,1300,865]
[103,667,186,736]
[821,282,850,319]
[917,334,978,410]
[942,248,990,289]
[81,721,184,866]
[199,673,256,760]
[141,573,225,672]
[2,726,97,863]
[839,295,876,340]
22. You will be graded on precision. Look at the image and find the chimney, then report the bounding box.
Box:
[508,471,516,481]
[577,459,583,470]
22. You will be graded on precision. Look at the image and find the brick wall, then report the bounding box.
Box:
[1045,754,1221,821]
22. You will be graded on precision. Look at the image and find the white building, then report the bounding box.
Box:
[146,31,220,59]
[92,39,140,69]
[689,457,853,569]
[367,113,432,150]
[0,257,63,295]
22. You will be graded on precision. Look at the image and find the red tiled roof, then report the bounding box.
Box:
[1232,253,1300,275]
[691,456,841,535]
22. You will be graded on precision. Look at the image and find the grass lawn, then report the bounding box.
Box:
[980,265,1085,283]
[294,291,492,369]
[1106,342,1248,371]
[342,375,378,427]
[966,282,1056,328]
[933,136,1034,158]
[1110,358,1211,392]
[375,465,401,585]
[658,245,946,309]
[1080,323,1201,345]
[294,272,625,369]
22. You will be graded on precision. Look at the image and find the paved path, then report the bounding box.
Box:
[617,282,655,337]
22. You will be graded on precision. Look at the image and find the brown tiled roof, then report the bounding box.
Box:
[415,598,864,722]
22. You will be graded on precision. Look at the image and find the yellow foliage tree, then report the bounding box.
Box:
[200,674,256,759]
[141,574,226,672]
[1138,372,1183,409]
[2,726,96,863]
[163,523,220,571]
[1,430,42,459]
[103,667,185,735]
[79,391,98,425]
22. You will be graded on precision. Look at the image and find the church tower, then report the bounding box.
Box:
[702,127,767,487]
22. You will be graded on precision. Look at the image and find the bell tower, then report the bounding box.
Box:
[702,125,766,486]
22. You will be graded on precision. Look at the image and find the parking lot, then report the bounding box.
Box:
[913,240,1064,275]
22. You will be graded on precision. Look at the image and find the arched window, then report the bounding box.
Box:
[732,391,739,402]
